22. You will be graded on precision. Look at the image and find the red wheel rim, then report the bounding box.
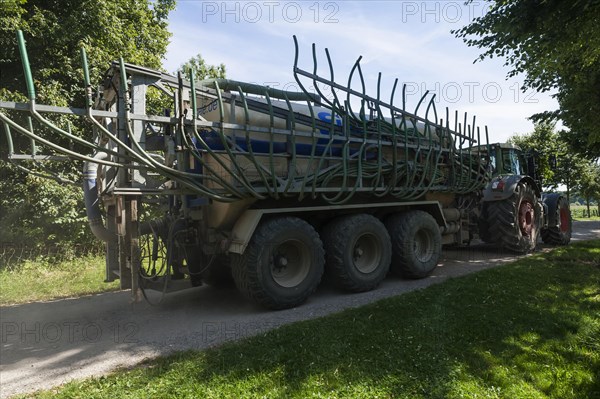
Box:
[559,207,569,233]
[518,200,534,237]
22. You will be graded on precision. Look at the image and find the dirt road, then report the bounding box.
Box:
[1,221,598,398]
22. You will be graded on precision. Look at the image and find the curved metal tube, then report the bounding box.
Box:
[198,78,320,104]
[83,152,117,242]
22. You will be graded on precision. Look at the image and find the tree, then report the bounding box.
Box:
[508,123,589,202]
[177,54,226,80]
[1,0,175,105]
[577,162,600,218]
[509,122,560,190]
[0,0,176,251]
[554,139,590,204]
[453,0,600,158]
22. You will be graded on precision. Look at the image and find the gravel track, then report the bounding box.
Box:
[1,220,598,398]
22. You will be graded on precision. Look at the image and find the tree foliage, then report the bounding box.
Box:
[454,0,600,158]
[0,0,176,251]
[576,162,600,216]
[555,134,592,203]
[1,0,175,105]
[508,122,590,201]
[177,54,226,80]
[509,122,560,190]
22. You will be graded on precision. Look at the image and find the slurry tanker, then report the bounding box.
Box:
[0,32,571,309]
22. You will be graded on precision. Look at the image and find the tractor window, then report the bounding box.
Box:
[518,153,528,175]
[487,152,497,174]
[501,149,523,174]
[502,151,512,173]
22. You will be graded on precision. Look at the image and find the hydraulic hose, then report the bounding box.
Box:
[198,78,320,104]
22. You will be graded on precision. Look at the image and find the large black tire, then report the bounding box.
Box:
[541,195,572,245]
[230,217,325,310]
[322,214,391,292]
[385,211,442,279]
[486,182,540,253]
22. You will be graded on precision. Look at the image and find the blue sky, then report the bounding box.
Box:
[163,1,558,143]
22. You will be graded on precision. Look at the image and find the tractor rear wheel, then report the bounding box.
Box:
[231,217,325,310]
[486,182,540,253]
[541,195,572,245]
[385,211,442,279]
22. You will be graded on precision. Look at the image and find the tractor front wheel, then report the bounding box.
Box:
[485,182,540,253]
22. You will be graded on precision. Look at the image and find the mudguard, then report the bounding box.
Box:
[482,175,541,202]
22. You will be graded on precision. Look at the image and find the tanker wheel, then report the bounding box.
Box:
[486,182,540,253]
[541,195,572,245]
[322,214,391,292]
[230,216,325,310]
[385,211,442,279]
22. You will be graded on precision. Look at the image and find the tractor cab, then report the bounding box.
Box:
[483,143,541,189]
[488,143,527,176]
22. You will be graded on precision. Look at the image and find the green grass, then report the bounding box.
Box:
[571,204,600,221]
[26,240,600,399]
[0,255,119,305]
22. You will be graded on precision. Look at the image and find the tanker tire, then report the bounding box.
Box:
[486,182,540,253]
[385,211,442,279]
[230,217,325,310]
[322,214,391,292]
[541,196,572,245]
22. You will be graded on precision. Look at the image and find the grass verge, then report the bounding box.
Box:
[0,255,119,305]
[26,240,600,399]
